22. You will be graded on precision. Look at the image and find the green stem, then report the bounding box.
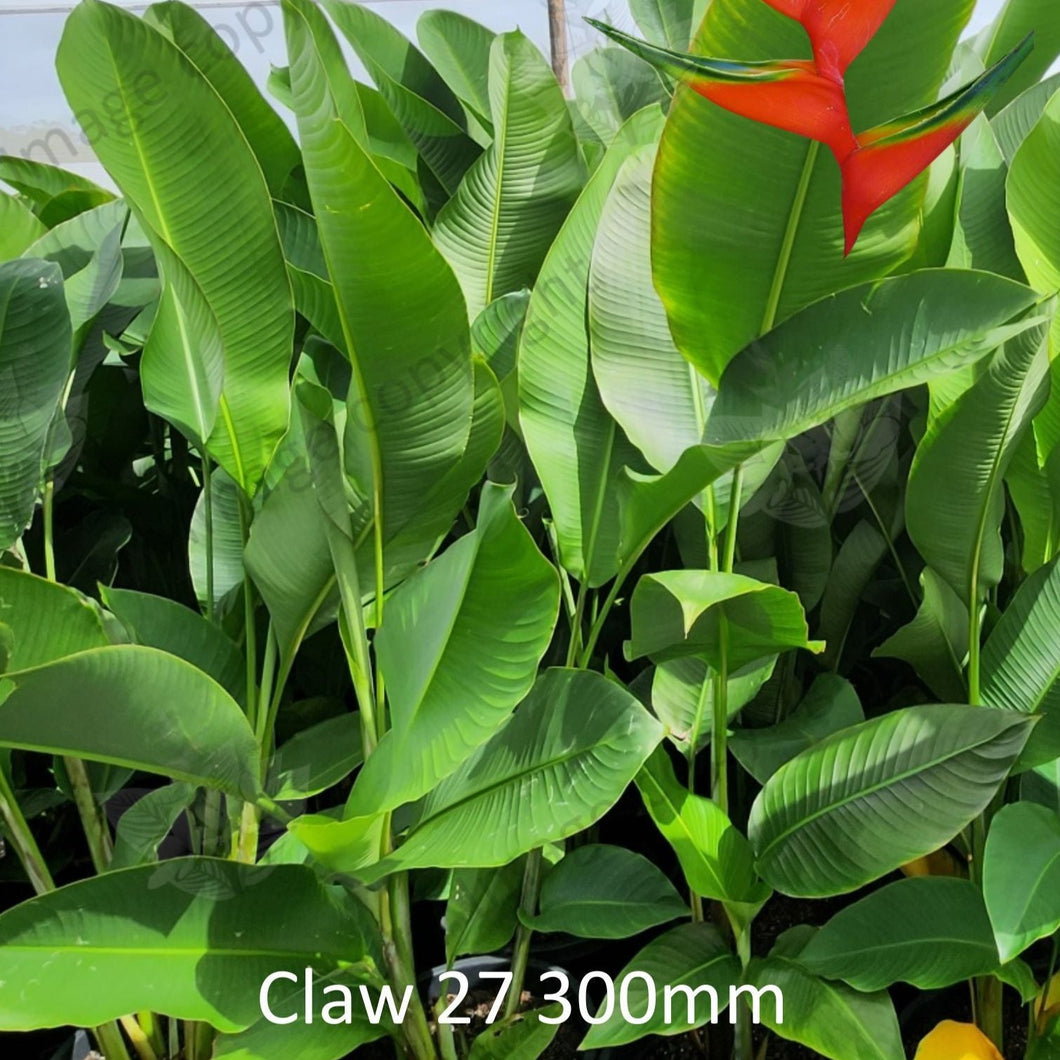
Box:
[94,1021,133,1060]
[202,455,215,625]
[566,581,589,668]
[712,613,731,814]
[237,496,258,733]
[43,476,57,582]
[0,764,55,893]
[506,848,544,1019]
[722,467,744,574]
[734,924,754,1060]
[65,756,113,873]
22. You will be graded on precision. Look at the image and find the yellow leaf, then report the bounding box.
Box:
[1036,971,1060,1033]
[914,1021,1003,1060]
[901,847,965,878]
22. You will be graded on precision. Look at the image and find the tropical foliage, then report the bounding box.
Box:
[2,0,1060,1058]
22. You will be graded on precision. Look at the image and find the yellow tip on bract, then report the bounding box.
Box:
[914,1021,1003,1060]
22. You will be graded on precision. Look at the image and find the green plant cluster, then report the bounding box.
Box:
[2,0,1060,1058]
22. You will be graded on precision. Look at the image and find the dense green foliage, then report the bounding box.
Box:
[3,0,1060,1058]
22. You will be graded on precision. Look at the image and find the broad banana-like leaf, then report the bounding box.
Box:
[268,714,363,801]
[354,668,662,879]
[652,0,976,384]
[747,928,904,1060]
[350,481,560,813]
[730,674,864,785]
[653,654,775,754]
[189,466,244,615]
[706,270,1042,445]
[589,143,712,474]
[416,9,496,134]
[749,703,1033,896]
[627,570,824,670]
[0,645,260,797]
[1009,88,1060,353]
[446,860,524,964]
[0,567,107,668]
[0,195,46,259]
[0,259,72,550]
[519,107,665,586]
[0,155,114,227]
[144,1,302,198]
[434,31,585,318]
[283,0,474,562]
[875,568,969,703]
[630,0,710,50]
[322,0,481,195]
[101,586,245,706]
[0,859,374,1032]
[908,315,1051,603]
[975,0,1060,115]
[526,844,688,938]
[992,72,1060,164]
[110,782,196,870]
[57,0,295,495]
[581,923,741,1049]
[635,746,768,906]
[982,555,1060,768]
[800,877,1001,989]
[572,49,669,147]
[983,802,1060,961]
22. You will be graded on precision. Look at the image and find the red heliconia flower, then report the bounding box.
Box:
[840,34,1034,253]
[585,19,858,164]
[588,13,1034,258]
[758,0,899,82]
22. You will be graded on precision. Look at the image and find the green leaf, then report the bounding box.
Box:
[572,49,668,147]
[982,555,1060,769]
[629,0,708,50]
[706,270,1042,445]
[446,859,525,964]
[111,782,196,870]
[0,859,373,1032]
[283,0,475,553]
[527,844,687,938]
[976,0,1060,115]
[214,970,387,1060]
[0,259,72,550]
[245,455,337,671]
[0,155,113,213]
[101,586,245,706]
[749,703,1033,897]
[354,668,662,879]
[652,0,976,383]
[635,747,767,906]
[0,195,47,259]
[653,655,775,755]
[0,645,260,797]
[1010,89,1060,356]
[0,567,107,671]
[519,107,664,586]
[57,0,295,494]
[875,568,969,703]
[434,31,584,318]
[589,142,711,475]
[747,929,904,1060]
[908,317,1051,603]
[144,0,301,197]
[268,714,363,801]
[984,801,1060,961]
[321,0,481,196]
[189,467,244,616]
[992,74,1060,164]
[352,482,559,813]
[416,10,496,133]
[472,290,529,381]
[467,1007,560,1060]
[580,922,741,1049]
[730,675,864,785]
[627,570,823,671]
[799,877,1001,990]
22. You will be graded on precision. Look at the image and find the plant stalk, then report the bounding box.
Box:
[94,1021,132,1060]
[64,756,113,873]
[202,455,215,624]
[734,924,754,1060]
[42,476,57,581]
[506,848,544,1019]
[120,1015,159,1060]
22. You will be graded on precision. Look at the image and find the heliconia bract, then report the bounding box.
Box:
[584,19,858,164]
[840,34,1034,253]
[758,0,899,81]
